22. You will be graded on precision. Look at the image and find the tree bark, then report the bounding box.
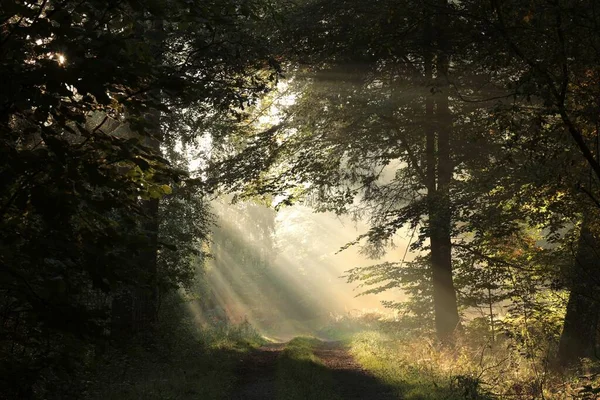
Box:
[424,1,461,341]
[430,76,460,341]
[557,215,600,366]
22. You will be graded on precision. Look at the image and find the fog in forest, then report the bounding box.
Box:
[185,201,411,340]
[6,0,600,398]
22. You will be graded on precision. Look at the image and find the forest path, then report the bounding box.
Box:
[229,342,284,400]
[230,339,397,399]
[314,341,397,399]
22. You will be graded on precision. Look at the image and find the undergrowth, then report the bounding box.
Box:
[83,294,264,400]
[351,331,496,399]
[317,310,390,341]
[342,315,600,399]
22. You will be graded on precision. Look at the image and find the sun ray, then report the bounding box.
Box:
[197,198,414,338]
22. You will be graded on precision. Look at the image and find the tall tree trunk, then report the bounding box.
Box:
[430,92,460,340]
[424,0,460,342]
[429,92,460,340]
[557,215,600,366]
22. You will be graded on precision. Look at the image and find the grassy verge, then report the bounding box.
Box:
[276,337,341,400]
[348,330,600,399]
[349,331,494,400]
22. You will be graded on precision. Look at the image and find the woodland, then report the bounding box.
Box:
[2,0,600,399]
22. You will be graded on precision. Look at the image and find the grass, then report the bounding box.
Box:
[312,310,600,399]
[348,329,600,399]
[349,331,492,400]
[276,337,342,400]
[84,304,600,400]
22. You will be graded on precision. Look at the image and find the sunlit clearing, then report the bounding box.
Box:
[190,199,413,341]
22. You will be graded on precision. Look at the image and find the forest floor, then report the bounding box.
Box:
[230,338,397,399]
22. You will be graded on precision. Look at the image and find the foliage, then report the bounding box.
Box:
[345,257,435,334]
[158,178,213,294]
[0,0,280,396]
[316,309,404,341]
[206,0,600,352]
[85,292,264,400]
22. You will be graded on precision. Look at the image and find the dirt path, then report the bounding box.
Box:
[314,341,397,399]
[229,343,284,400]
[230,340,397,399]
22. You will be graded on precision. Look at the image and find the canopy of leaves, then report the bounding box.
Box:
[0,0,280,397]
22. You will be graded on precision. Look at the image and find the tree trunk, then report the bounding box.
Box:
[557,215,600,366]
[424,0,460,342]
[429,89,460,341]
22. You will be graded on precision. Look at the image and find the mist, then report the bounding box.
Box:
[197,200,412,340]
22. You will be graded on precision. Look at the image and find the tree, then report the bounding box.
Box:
[211,0,503,341]
[210,0,600,355]
[557,214,600,364]
[0,0,280,396]
[454,0,600,365]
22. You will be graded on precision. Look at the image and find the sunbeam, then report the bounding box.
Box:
[199,199,413,339]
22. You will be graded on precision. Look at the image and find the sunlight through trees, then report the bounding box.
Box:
[3,0,600,398]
